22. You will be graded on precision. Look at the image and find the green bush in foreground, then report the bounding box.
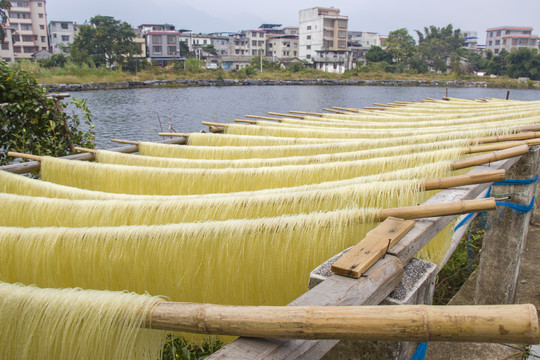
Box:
[0,60,95,166]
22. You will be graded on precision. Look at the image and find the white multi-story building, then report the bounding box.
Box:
[243,29,266,56]
[486,26,539,54]
[348,31,381,48]
[48,20,74,54]
[267,35,298,59]
[3,0,49,60]
[461,30,478,51]
[299,7,351,73]
[138,24,183,64]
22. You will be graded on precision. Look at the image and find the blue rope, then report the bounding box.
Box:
[492,174,538,186]
[496,195,536,213]
[410,342,427,360]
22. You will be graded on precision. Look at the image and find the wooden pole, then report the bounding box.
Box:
[322,108,349,114]
[452,144,529,170]
[506,90,510,100]
[73,147,97,154]
[379,198,496,220]
[332,106,359,112]
[148,302,539,344]
[464,138,540,154]
[5,151,42,162]
[234,119,258,124]
[474,131,540,144]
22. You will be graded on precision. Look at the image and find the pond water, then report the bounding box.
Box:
[67,85,540,149]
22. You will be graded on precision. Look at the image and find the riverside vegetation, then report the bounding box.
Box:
[15,57,539,90]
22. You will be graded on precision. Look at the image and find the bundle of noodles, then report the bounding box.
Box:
[244,116,540,135]
[0,162,449,200]
[221,122,518,140]
[40,149,460,195]
[185,133,341,146]
[194,127,516,148]
[263,109,540,129]
[0,208,381,307]
[0,179,427,227]
[99,139,467,169]
[0,282,166,360]
[141,131,480,160]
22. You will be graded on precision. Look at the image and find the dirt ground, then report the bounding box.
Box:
[426,211,540,359]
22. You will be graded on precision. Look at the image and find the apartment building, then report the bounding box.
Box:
[4,0,48,60]
[228,32,249,56]
[486,26,539,54]
[244,29,266,56]
[299,7,350,73]
[267,35,298,59]
[348,31,381,48]
[48,20,74,54]
[461,30,478,51]
[138,24,184,64]
[211,35,229,56]
[0,25,15,62]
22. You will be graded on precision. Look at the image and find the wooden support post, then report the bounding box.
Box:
[474,146,540,304]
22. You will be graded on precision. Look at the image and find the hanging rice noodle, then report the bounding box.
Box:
[40,149,460,195]
[0,282,166,360]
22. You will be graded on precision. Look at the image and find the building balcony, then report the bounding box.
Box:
[312,56,346,63]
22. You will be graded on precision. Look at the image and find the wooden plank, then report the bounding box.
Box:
[331,217,415,278]
[208,255,404,360]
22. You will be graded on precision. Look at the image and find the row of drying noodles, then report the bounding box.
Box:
[1,96,540,359]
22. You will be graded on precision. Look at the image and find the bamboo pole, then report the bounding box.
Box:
[234,119,258,124]
[267,112,304,119]
[5,151,42,162]
[73,146,97,154]
[379,198,496,220]
[452,144,529,170]
[245,114,283,122]
[147,302,539,344]
[158,133,190,137]
[322,108,349,114]
[110,139,140,145]
[473,131,540,144]
[289,110,324,116]
[423,169,505,190]
[332,106,359,112]
[364,106,386,110]
[464,138,540,153]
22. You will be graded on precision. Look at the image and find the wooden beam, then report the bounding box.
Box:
[379,198,495,220]
[331,217,415,278]
[289,111,323,117]
[423,169,506,190]
[245,115,283,122]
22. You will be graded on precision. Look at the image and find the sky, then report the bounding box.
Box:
[46,0,540,44]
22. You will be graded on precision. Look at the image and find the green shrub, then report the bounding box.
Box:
[0,60,95,165]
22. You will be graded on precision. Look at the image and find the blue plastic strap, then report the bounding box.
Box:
[410,342,427,360]
[492,174,538,186]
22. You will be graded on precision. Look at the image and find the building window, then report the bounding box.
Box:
[506,30,510,34]
[252,49,257,55]
[338,20,347,28]
[61,35,69,42]
[52,33,56,38]
[258,41,264,46]
[61,23,68,29]
[22,35,33,42]
[489,32,493,37]
[12,35,20,42]
[41,36,46,42]
[37,2,42,6]
[11,1,29,6]
[40,25,44,29]
[488,40,492,46]
[20,23,31,31]
[338,30,347,38]
[306,54,311,59]
[152,35,162,44]
[167,35,176,44]
[252,32,257,37]
[324,19,334,27]
[530,39,536,46]
[496,31,501,36]
[38,13,43,18]
[203,39,207,44]
[324,30,333,37]
[260,32,264,38]
[252,40,257,46]
[13,46,21,53]
[494,48,499,54]
[495,40,500,45]
[167,46,177,55]
[306,45,311,50]
[153,45,162,54]
[512,39,518,45]
[338,40,346,48]
[1,42,9,50]
[307,35,311,40]
[307,25,311,30]
[23,46,36,53]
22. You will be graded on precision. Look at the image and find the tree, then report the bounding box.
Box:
[416,24,464,72]
[202,44,217,56]
[385,28,416,64]
[0,60,95,166]
[179,41,190,57]
[365,46,393,63]
[487,49,509,76]
[0,0,10,42]
[506,48,540,80]
[70,15,140,67]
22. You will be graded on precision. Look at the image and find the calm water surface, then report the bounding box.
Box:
[67,86,540,149]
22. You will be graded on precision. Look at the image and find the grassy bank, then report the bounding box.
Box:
[16,60,539,89]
